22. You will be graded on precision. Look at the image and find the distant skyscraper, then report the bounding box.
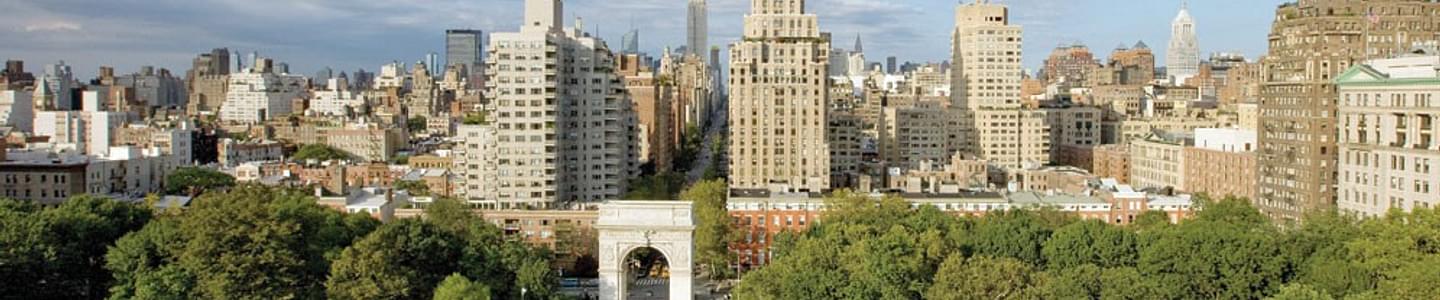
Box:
[886,56,897,74]
[35,61,75,110]
[621,28,640,54]
[687,0,707,62]
[425,52,440,76]
[1166,2,1200,84]
[445,29,485,87]
[728,0,831,193]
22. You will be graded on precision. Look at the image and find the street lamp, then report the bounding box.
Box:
[521,287,527,300]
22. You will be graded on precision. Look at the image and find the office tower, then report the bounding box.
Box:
[621,29,640,54]
[886,56,897,74]
[1336,53,1439,218]
[1166,2,1200,84]
[186,48,232,116]
[1044,44,1099,91]
[687,0,707,62]
[35,61,75,110]
[314,67,334,83]
[1257,0,1440,221]
[446,29,486,91]
[951,0,1050,169]
[425,52,441,76]
[480,0,638,208]
[728,0,831,192]
[847,35,866,76]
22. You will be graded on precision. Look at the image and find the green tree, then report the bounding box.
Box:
[0,196,153,299]
[462,112,489,125]
[1138,206,1286,300]
[394,180,432,196]
[433,274,492,300]
[925,256,1042,300]
[163,167,236,196]
[408,116,428,133]
[1043,220,1138,269]
[105,186,378,299]
[684,179,735,278]
[965,210,1054,266]
[1041,264,1102,300]
[292,144,356,162]
[326,219,465,299]
[1266,284,1335,300]
[623,173,686,200]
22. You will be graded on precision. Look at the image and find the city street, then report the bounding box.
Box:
[686,102,728,183]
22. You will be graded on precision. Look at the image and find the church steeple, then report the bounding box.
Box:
[854,34,864,53]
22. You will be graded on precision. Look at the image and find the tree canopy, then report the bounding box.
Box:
[291,144,356,162]
[0,195,153,299]
[163,167,236,196]
[731,194,1440,300]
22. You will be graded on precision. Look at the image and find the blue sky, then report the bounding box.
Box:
[0,0,1288,78]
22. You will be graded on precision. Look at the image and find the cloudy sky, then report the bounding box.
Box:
[1,0,1287,79]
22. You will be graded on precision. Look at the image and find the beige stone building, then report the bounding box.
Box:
[1336,53,1440,217]
[1257,0,1440,220]
[950,1,1049,169]
[727,0,832,193]
[1130,131,1190,192]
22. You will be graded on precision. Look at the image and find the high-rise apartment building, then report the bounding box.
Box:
[687,0,708,62]
[951,1,1050,169]
[446,29,485,88]
[219,57,305,124]
[728,0,832,193]
[1257,0,1440,221]
[1166,2,1200,84]
[485,0,638,207]
[1336,52,1439,217]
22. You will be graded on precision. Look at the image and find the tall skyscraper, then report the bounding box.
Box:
[687,0,707,62]
[445,29,485,88]
[1166,2,1199,84]
[728,0,831,193]
[1256,0,1440,221]
[951,0,1050,169]
[477,0,638,208]
[621,28,640,54]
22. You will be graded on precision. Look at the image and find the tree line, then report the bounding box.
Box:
[729,191,1440,300]
[0,185,559,300]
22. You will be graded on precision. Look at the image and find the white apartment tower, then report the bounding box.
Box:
[951,0,1050,169]
[485,0,639,208]
[727,0,832,193]
[219,59,306,124]
[1166,2,1200,84]
[688,0,708,62]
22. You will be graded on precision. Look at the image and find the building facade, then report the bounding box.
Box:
[486,0,639,207]
[727,0,832,193]
[1336,53,1440,217]
[1185,128,1258,200]
[1257,0,1440,220]
[951,1,1050,169]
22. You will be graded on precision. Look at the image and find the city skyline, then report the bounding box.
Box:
[2,0,1286,78]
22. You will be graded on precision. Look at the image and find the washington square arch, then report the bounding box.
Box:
[596,201,696,300]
